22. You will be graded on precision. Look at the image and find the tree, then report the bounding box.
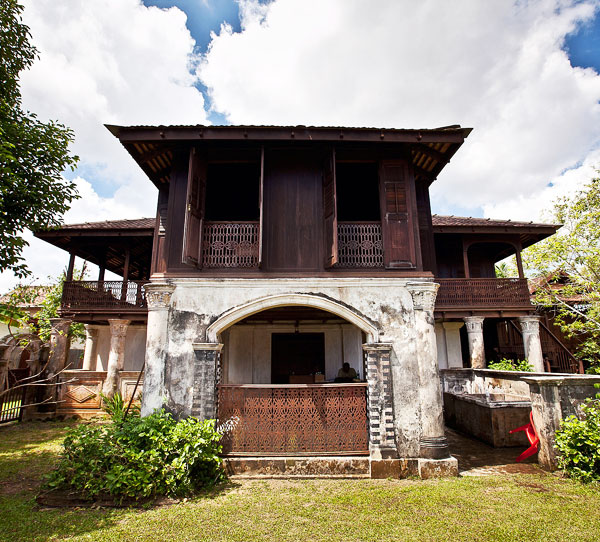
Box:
[523,175,600,371]
[0,0,79,278]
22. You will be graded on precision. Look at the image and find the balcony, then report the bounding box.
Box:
[435,278,532,310]
[61,280,148,313]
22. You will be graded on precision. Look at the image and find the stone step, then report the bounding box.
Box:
[223,456,371,478]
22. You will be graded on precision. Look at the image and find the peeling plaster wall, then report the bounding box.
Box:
[153,277,435,458]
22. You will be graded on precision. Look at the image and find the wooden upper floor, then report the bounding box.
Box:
[33,125,560,320]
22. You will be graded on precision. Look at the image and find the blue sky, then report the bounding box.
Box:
[3,0,600,292]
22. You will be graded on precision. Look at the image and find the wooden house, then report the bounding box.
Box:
[35,124,569,477]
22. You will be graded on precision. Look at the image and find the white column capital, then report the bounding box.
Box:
[108,319,131,338]
[408,282,439,312]
[518,315,541,334]
[463,316,484,333]
[145,283,175,310]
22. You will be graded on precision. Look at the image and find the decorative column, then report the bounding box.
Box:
[518,315,544,372]
[102,320,130,398]
[363,343,396,458]
[443,322,465,368]
[141,283,175,416]
[191,343,224,420]
[409,283,451,462]
[81,325,99,371]
[463,316,485,369]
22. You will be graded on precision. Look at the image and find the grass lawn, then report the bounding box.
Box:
[1,421,599,542]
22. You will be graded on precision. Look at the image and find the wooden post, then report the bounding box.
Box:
[462,240,470,278]
[66,253,75,281]
[515,242,525,279]
[121,249,131,301]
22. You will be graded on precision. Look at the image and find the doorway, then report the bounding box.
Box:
[271,333,325,384]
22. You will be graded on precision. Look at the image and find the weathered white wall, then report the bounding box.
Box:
[153,277,437,457]
[92,324,146,372]
[223,323,363,384]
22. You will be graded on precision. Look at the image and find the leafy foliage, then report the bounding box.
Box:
[0,0,79,277]
[45,411,225,501]
[555,396,600,483]
[101,392,139,423]
[487,358,533,372]
[524,176,600,371]
[0,274,84,345]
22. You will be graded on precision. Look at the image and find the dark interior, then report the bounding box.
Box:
[336,162,380,221]
[205,163,260,221]
[271,333,325,384]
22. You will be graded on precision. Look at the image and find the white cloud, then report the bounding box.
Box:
[200,0,600,218]
[1,0,207,293]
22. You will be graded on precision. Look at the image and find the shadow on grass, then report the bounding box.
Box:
[1,478,242,542]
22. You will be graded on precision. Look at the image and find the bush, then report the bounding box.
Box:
[487,358,533,372]
[555,397,600,483]
[45,410,225,500]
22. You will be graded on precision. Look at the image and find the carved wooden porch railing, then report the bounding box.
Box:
[202,221,260,268]
[61,281,148,311]
[435,278,532,309]
[218,384,369,455]
[336,222,384,268]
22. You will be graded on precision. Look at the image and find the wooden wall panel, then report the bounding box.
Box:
[263,149,323,271]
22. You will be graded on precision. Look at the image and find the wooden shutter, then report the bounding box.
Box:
[182,147,206,267]
[258,146,265,267]
[323,148,338,268]
[379,160,417,269]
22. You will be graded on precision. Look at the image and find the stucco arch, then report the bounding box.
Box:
[207,293,379,343]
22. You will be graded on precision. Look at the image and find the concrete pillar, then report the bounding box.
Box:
[409,283,451,461]
[47,318,72,376]
[363,343,396,458]
[463,316,485,369]
[523,375,600,470]
[141,283,175,416]
[42,318,72,408]
[435,323,448,370]
[81,325,99,371]
[191,343,224,420]
[102,319,130,398]
[518,316,544,372]
[443,322,465,368]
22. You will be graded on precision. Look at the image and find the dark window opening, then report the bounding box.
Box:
[271,333,325,384]
[336,162,380,221]
[205,163,260,221]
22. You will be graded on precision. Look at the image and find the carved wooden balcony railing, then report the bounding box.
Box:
[61,281,148,312]
[202,221,260,268]
[435,278,532,309]
[336,222,384,268]
[218,383,369,455]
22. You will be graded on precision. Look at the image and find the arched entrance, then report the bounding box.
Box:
[210,296,374,456]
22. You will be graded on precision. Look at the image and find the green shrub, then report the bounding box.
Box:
[555,397,600,483]
[487,358,533,372]
[45,410,225,500]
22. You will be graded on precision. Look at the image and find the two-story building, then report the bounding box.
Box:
[36,124,568,477]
